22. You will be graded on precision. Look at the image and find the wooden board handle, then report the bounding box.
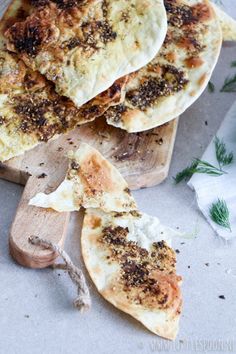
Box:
[9,176,70,268]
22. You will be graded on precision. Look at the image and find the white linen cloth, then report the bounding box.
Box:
[188,101,236,240]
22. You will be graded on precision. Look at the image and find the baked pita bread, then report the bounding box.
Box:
[30,143,136,212]
[211,2,236,42]
[81,208,182,339]
[5,0,167,107]
[103,0,222,132]
[0,1,127,162]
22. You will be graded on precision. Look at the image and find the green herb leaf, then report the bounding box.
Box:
[209,199,231,231]
[174,138,233,184]
[214,136,234,169]
[220,74,236,92]
[174,158,226,184]
[231,60,236,68]
[174,160,199,184]
[194,159,226,176]
[208,81,215,93]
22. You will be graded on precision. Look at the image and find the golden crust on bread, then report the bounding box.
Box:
[103,0,222,132]
[5,0,168,107]
[81,209,182,339]
[29,143,137,212]
[0,0,128,161]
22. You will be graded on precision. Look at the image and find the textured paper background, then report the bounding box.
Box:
[0,1,236,353]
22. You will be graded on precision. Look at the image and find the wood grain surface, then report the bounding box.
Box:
[0,118,178,189]
[1,118,178,268]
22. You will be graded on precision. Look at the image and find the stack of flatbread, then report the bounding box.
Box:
[0,0,236,160]
[0,0,236,340]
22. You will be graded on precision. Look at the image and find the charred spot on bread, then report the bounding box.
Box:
[82,20,117,48]
[104,104,128,123]
[124,187,131,195]
[78,104,101,120]
[7,17,48,57]
[96,21,117,43]
[102,226,129,246]
[165,0,212,28]
[66,37,81,50]
[165,0,195,27]
[71,160,80,170]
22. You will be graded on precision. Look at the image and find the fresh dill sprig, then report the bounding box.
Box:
[174,160,199,183]
[194,159,226,175]
[231,60,236,68]
[209,199,231,231]
[220,74,236,92]
[174,158,225,184]
[208,81,215,93]
[174,137,233,184]
[214,136,234,170]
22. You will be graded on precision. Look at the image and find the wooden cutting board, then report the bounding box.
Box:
[0,117,178,268]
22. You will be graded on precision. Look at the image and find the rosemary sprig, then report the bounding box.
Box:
[209,199,231,231]
[174,158,225,184]
[231,60,236,68]
[220,74,236,92]
[208,81,215,93]
[214,136,234,170]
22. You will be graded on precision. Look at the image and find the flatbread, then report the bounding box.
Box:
[0,1,127,162]
[30,143,136,212]
[0,48,127,162]
[0,50,81,161]
[211,2,236,42]
[103,0,222,132]
[5,0,167,107]
[81,208,182,339]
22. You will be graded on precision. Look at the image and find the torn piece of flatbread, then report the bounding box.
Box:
[210,2,236,42]
[0,1,128,162]
[103,0,222,132]
[5,0,167,107]
[30,143,136,213]
[81,208,182,339]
